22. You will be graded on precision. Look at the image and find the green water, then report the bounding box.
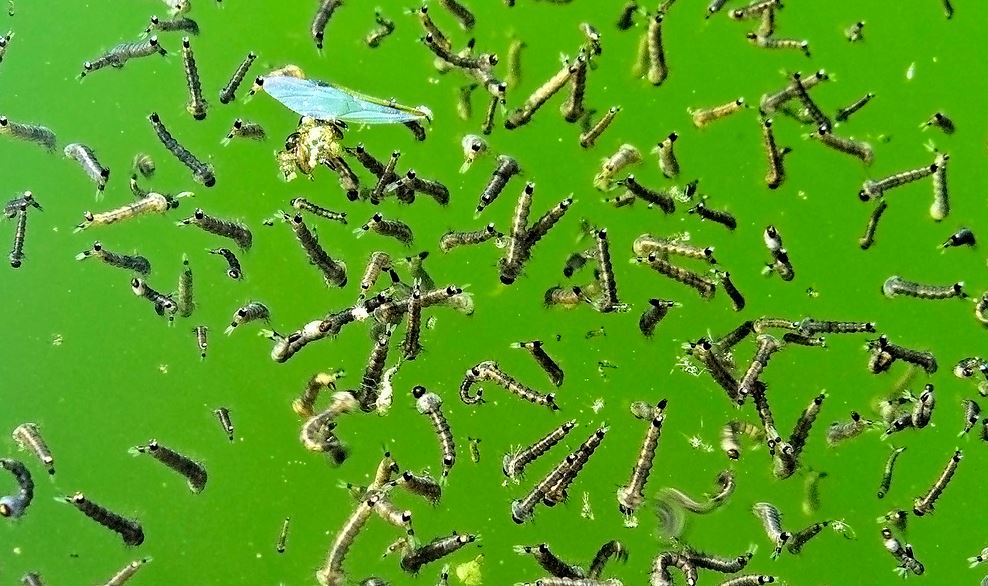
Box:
[2,0,986,584]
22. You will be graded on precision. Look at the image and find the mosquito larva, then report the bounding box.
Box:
[810,126,874,165]
[835,92,875,122]
[505,55,579,129]
[178,208,252,250]
[688,201,736,230]
[690,98,745,128]
[560,52,589,123]
[180,37,207,120]
[579,106,620,149]
[638,253,717,298]
[503,420,577,480]
[148,112,215,187]
[63,492,144,545]
[618,401,666,515]
[225,301,270,335]
[132,439,207,493]
[75,241,151,275]
[923,111,955,134]
[510,340,564,387]
[312,0,343,50]
[64,143,110,196]
[729,0,780,19]
[514,542,584,579]
[747,33,810,57]
[283,212,347,288]
[11,423,53,475]
[882,275,964,300]
[0,116,56,151]
[913,449,962,516]
[826,411,873,446]
[365,11,395,48]
[759,118,785,189]
[316,492,379,586]
[412,386,456,479]
[715,270,745,311]
[859,162,937,201]
[219,51,257,104]
[645,13,667,85]
[930,151,950,221]
[222,118,265,146]
[845,20,865,41]
[131,277,177,319]
[859,199,888,250]
[356,213,414,246]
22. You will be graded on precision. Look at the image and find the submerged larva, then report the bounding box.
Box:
[645,13,667,85]
[810,126,874,165]
[826,411,873,446]
[133,439,207,493]
[283,212,347,287]
[505,55,580,130]
[514,542,584,579]
[860,162,937,201]
[131,277,177,319]
[219,51,257,104]
[0,116,56,151]
[412,386,456,479]
[365,11,395,48]
[579,106,620,149]
[877,445,906,499]
[316,492,380,586]
[835,92,875,122]
[64,143,110,196]
[312,0,343,50]
[882,275,964,300]
[225,301,270,335]
[12,423,54,475]
[222,118,266,145]
[560,50,589,123]
[651,132,679,178]
[690,98,745,128]
[510,340,564,387]
[175,255,194,317]
[859,199,888,250]
[617,401,666,515]
[913,449,962,516]
[400,532,478,575]
[639,298,677,337]
[180,37,207,120]
[146,13,199,35]
[207,247,242,280]
[63,492,143,545]
[75,241,151,275]
[0,458,33,520]
[178,208,252,250]
[503,420,577,480]
[148,112,215,187]
[638,253,717,298]
[356,213,414,246]
[688,201,737,230]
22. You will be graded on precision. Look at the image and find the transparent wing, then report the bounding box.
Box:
[262,77,430,125]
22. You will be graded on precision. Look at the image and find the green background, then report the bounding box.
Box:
[1,0,985,584]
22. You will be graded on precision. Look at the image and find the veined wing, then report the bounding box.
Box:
[262,76,431,124]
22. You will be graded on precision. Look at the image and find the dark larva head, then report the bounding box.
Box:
[228,269,241,280]
[194,208,205,220]
[149,112,160,123]
[411,385,427,399]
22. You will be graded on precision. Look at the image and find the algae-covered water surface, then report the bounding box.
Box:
[1,0,987,584]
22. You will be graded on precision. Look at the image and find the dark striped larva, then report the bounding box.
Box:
[589,541,629,579]
[146,14,199,35]
[751,502,790,559]
[593,228,621,312]
[175,255,194,317]
[133,439,207,493]
[207,247,242,280]
[526,195,573,247]
[505,55,579,130]
[131,277,177,319]
[638,253,717,298]
[64,143,110,196]
[470,360,558,410]
[690,98,745,128]
[639,299,677,337]
[80,37,168,78]
[292,371,345,418]
[545,426,608,506]
[178,208,252,250]
[688,201,737,230]
[503,419,577,480]
[212,407,233,442]
[193,325,207,359]
[835,92,875,122]
[580,106,620,149]
[440,223,501,253]
[476,155,521,216]
[283,212,347,288]
[356,327,394,411]
[400,532,477,575]
[290,197,346,225]
[737,334,781,401]
[594,144,642,190]
[560,48,589,123]
[222,118,265,146]
[930,151,950,221]
[514,542,584,579]
[714,270,745,311]
[219,51,257,104]
[881,527,925,576]
[746,33,810,57]
[75,241,151,275]
[859,162,937,201]
[356,213,413,246]
[390,470,442,504]
[760,69,829,113]
[365,11,395,48]
[224,301,270,335]
[316,492,380,586]
[401,282,424,360]
[645,13,667,85]
[617,0,639,28]
[942,226,975,248]
[786,520,835,555]
[180,37,207,120]
[63,492,144,545]
[0,116,56,151]
[358,251,391,298]
[859,199,888,250]
[923,111,955,134]
[809,126,874,165]
[148,112,215,187]
[826,411,873,446]
[760,118,785,189]
[312,0,343,50]
[651,132,679,178]
[767,248,795,281]
[12,423,54,475]
[4,191,41,217]
[877,445,906,499]
[412,386,456,479]
[913,448,962,516]
[618,402,666,515]
[787,391,826,464]
[960,399,982,436]
[790,72,830,129]
[882,275,964,300]
[796,318,874,336]
[498,182,535,285]
[510,340,563,387]
[0,458,33,518]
